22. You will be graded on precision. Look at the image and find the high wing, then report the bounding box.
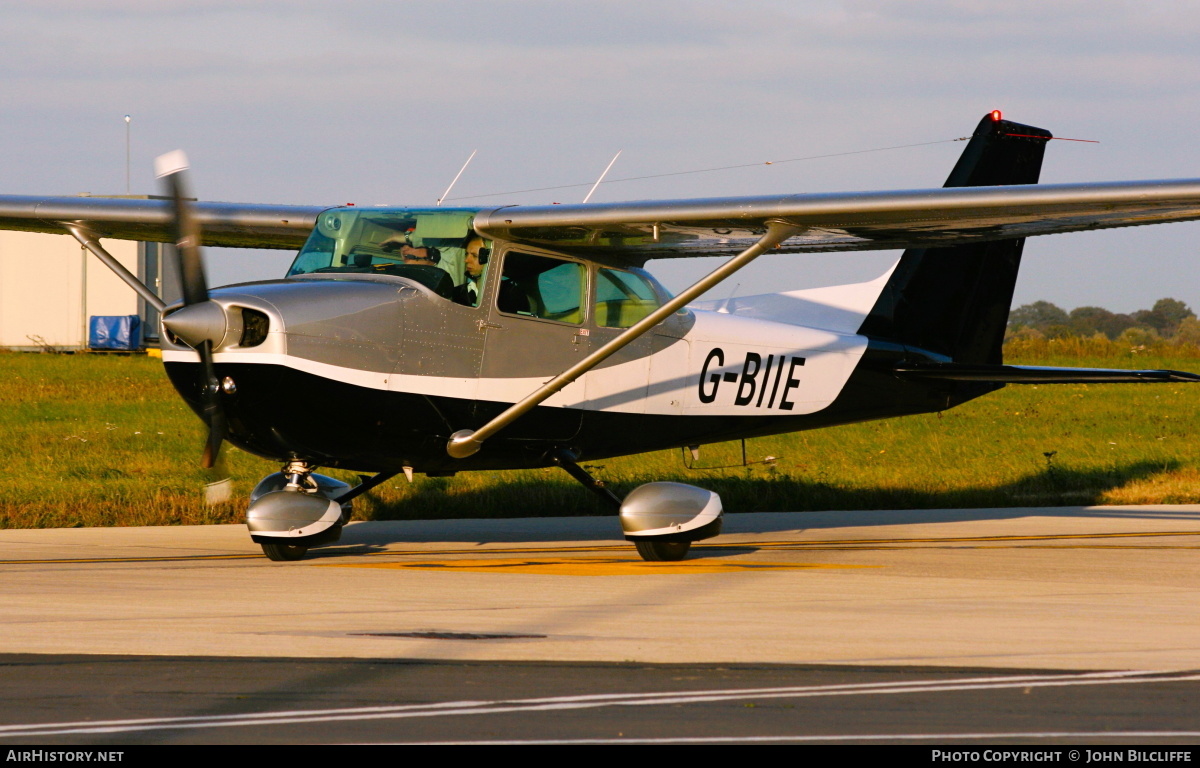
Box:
[0,195,323,249]
[4,178,1200,257]
[473,177,1200,263]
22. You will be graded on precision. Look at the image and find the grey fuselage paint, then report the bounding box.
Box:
[161,254,967,474]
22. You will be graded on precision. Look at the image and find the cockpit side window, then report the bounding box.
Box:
[497,252,585,324]
[595,268,662,328]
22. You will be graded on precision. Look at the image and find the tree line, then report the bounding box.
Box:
[1007,298,1200,346]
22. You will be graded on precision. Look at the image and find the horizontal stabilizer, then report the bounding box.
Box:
[893,363,1200,384]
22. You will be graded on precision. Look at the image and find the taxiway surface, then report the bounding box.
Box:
[1,504,1198,670]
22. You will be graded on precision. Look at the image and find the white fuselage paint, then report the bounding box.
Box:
[162,273,889,417]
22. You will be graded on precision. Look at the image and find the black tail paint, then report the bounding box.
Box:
[858,112,1052,365]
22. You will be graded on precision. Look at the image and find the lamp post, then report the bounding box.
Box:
[124,115,131,194]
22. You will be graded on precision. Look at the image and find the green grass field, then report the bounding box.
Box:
[3,344,1200,528]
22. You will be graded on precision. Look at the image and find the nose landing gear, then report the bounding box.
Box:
[247,462,401,561]
[247,461,351,562]
[261,541,309,562]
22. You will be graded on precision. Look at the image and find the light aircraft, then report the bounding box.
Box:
[4,111,1200,562]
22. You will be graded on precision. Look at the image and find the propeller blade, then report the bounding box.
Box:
[200,402,228,469]
[154,150,208,306]
[156,152,227,470]
[198,340,227,469]
[203,443,233,506]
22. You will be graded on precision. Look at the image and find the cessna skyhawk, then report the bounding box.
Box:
[4,111,1200,562]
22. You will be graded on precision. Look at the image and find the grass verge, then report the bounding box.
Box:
[2,348,1198,528]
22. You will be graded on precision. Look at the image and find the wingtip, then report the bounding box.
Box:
[154,150,190,179]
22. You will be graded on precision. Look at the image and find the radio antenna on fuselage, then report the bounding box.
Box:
[717,283,741,314]
[436,149,477,206]
[582,150,622,204]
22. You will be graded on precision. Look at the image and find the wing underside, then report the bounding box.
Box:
[3,176,1200,256]
[0,196,324,249]
[473,178,1200,264]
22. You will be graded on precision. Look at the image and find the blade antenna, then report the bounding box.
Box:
[717,283,741,314]
[436,149,477,206]
[582,150,622,204]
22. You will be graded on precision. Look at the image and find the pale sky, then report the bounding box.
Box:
[3,0,1199,313]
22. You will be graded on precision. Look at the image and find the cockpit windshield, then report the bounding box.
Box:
[287,207,480,299]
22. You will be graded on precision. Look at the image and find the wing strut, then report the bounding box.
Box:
[446,220,803,459]
[62,223,166,313]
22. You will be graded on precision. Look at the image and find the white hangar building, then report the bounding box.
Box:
[0,222,179,351]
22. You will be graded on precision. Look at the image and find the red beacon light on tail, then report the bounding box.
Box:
[990,110,1003,121]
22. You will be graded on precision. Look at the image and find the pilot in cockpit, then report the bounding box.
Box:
[453,236,488,307]
[399,244,441,266]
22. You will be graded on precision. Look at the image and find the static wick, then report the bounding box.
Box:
[1004,133,1099,143]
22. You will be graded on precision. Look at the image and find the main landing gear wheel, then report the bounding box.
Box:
[261,542,308,561]
[634,540,690,562]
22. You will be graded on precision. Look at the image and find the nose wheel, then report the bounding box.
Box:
[634,540,691,562]
[261,542,308,561]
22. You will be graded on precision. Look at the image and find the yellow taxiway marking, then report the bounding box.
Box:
[352,530,1200,558]
[0,553,262,565]
[755,544,1200,551]
[319,557,873,576]
[0,530,1197,566]
[744,530,1200,548]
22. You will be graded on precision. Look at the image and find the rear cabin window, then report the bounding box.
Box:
[498,252,585,324]
[595,268,662,328]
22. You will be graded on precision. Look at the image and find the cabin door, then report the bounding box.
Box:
[476,249,586,441]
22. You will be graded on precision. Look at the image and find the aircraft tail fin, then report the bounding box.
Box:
[858,112,1053,364]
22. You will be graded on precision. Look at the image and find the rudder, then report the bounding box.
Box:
[858,112,1053,364]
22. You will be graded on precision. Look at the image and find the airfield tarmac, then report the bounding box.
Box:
[1,505,1199,744]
